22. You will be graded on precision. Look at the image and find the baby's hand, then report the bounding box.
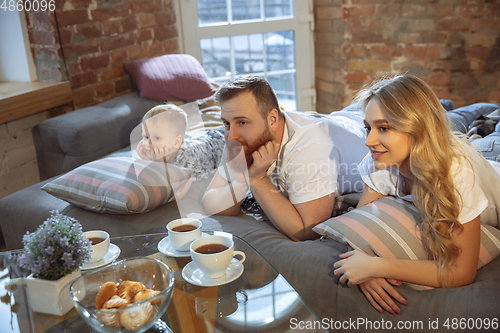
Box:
[152,144,170,162]
[136,141,152,160]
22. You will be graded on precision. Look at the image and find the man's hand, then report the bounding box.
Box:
[249,141,280,181]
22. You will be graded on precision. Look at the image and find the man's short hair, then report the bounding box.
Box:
[142,104,188,138]
[216,75,282,119]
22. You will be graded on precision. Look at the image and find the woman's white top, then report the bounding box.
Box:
[358,142,500,226]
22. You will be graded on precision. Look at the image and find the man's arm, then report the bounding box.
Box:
[202,144,250,216]
[202,169,248,216]
[250,175,335,241]
[248,141,335,241]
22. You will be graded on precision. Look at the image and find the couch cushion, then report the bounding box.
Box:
[37,92,160,179]
[124,54,216,101]
[313,196,500,269]
[41,157,192,214]
[447,103,500,133]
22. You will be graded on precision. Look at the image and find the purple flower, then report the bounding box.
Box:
[31,262,42,274]
[60,236,69,247]
[18,211,91,280]
[45,246,54,255]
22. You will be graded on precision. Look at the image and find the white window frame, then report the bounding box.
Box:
[175,0,316,111]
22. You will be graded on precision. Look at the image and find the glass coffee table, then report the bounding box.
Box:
[0,232,326,332]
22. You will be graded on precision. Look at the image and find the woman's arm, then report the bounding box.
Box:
[334,215,481,287]
[357,183,386,208]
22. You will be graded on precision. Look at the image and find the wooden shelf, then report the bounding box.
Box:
[0,81,72,123]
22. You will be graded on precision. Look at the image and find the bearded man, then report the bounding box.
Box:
[203,75,367,241]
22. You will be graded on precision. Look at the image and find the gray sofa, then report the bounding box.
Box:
[0,92,499,331]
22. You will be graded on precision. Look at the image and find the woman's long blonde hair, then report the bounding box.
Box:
[356,74,465,286]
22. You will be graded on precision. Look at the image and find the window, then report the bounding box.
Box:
[0,10,36,82]
[178,0,315,111]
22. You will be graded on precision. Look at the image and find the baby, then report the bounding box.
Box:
[136,104,225,181]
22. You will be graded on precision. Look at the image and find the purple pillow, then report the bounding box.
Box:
[124,54,216,101]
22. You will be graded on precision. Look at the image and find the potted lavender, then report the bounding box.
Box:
[18,211,92,316]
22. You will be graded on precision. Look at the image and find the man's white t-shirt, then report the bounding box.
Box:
[358,142,500,226]
[266,111,368,205]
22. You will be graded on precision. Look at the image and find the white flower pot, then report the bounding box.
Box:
[26,269,81,316]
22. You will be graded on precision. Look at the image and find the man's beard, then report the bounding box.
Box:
[226,124,273,171]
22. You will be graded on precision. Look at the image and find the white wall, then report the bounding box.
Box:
[0,10,36,82]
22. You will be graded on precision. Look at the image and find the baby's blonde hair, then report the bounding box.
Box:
[356,74,465,287]
[142,104,188,138]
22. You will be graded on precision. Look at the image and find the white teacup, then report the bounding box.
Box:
[83,230,110,263]
[167,218,202,252]
[190,235,246,279]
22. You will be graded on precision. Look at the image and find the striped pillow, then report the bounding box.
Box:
[41,157,192,214]
[313,196,500,269]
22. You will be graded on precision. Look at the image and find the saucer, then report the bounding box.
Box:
[157,233,209,257]
[81,243,121,270]
[181,260,244,287]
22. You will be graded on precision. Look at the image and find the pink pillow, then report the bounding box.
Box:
[124,54,216,101]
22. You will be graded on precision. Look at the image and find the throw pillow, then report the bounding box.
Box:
[313,196,500,269]
[123,54,216,101]
[41,157,193,214]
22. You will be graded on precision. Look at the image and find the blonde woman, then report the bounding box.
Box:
[334,74,500,314]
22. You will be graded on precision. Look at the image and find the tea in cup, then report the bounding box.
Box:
[190,235,246,279]
[167,218,202,251]
[83,230,110,263]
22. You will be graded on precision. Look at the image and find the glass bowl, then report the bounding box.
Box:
[70,257,174,333]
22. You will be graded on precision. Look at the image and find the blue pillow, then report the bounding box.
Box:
[447,103,500,133]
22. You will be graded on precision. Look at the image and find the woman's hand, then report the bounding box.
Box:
[333,250,379,285]
[359,278,407,314]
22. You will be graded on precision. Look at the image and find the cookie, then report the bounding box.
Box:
[120,302,154,331]
[134,289,160,304]
[102,295,129,309]
[96,309,121,328]
[118,281,146,303]
[95,281,118,310]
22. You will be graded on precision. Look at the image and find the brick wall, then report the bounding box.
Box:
[56,0,179,109]
[0,0,179,200]
[26,10,67,82]
[315,0,500,112]
[23,0,179,110]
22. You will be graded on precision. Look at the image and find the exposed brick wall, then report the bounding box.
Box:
[56,0,179,109]
[24,0,179,109]
[315,0,500,112]
[25,10,67,82]
[0,0,179,200]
